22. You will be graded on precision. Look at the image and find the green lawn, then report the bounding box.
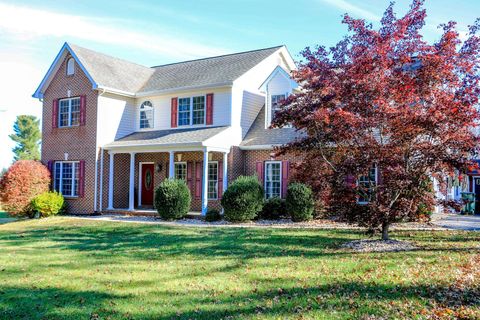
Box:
[0,218,478,319]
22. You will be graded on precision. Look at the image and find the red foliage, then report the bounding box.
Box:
[274,0,480,239]
[0,160,51,216]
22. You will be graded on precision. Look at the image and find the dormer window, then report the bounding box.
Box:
[66,58,75,75]
[271,94,286,121]
[139,101,154,129]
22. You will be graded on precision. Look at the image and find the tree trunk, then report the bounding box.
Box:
[381,222,390,241]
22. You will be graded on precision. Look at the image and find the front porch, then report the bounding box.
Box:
[100,148,229,215]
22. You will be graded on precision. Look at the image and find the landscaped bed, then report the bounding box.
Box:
[0,217,478,319]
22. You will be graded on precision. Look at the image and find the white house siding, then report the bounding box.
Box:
[240,91,265,138]
[134,87,232,131]
[96,93,135,147]
[265,70,294,127]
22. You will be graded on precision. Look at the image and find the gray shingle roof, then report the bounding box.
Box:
[240,106,303,148]
[104,126,229,148]
[138,46,283,93]
[69,43,154,93]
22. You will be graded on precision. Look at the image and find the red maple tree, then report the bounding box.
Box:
[274,0,480,239]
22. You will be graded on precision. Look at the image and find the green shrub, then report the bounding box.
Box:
[30,191,64,217]
[155,179,191,220]
[258,197,287,220]
[221,176,264,222]
[286,183,315,222]
[205,208,222,222]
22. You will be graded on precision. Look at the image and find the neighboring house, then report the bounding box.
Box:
[33,42,301,214]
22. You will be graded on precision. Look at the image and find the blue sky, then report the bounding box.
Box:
[0,0,479,169]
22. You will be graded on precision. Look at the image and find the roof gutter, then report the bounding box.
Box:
[135,82,233,98]
[239,144,279,150]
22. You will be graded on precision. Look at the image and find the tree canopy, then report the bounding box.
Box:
[274,0,480,239]
[9,115,41,161]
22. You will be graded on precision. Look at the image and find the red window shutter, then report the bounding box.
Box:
[256,161,264,188]
[281,160,289,198]
[47,160,54,188]
[206,93,213,125]
[187,161,193,194]
[80,95,86,126]
[78,160,85,198]
[195,161,203,199]
[345,174,356,188]
[52,99,58,128]
[218,161,223,198]
[171,97,178,128]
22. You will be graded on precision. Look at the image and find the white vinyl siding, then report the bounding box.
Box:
[58,97,80,128]
[265,161,281,199]
[54,161,79,197]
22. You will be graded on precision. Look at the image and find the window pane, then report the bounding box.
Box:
[192,96,205,125]
[70,98,80,126]
[271,95,285,120]
[140,101,153,129]
[62,163,73,196]
[208,162,218,199]
[73,162,79,197]
[178,98,191,126]
[59,100,70,127]
[265,162,281,199]
[174,163,187,180]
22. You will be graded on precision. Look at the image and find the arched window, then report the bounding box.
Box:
[139,101,154,129]
[66,58,75,75]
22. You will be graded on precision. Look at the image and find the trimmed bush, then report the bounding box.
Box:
[258,197,287,220]
[155,179,191,220]
[286,183,315,222]
[205,208,222,222]
[221,176,264,222]
[31,191,64,217]
[0,160,50,216]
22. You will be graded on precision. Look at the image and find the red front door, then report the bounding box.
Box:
[141,164,154,206]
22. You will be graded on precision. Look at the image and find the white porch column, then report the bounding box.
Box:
[169,151,175,179]
[107,152,114,210]
[202,148,209,215]
[128,152,136,211]
[223,152,228,195]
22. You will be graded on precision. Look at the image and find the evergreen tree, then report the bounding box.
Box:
[9,115,41,161]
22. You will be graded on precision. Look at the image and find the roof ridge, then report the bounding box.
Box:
[151,45,284,68]
[66,42,153,71]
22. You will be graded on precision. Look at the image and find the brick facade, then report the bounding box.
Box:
[41,55,98,214]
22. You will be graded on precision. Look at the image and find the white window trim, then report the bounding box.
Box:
[268,93,292,129]
[139,101,154,130]
[177,95,207,127]
[264,161,282,199]
[207,161,218,200]
[66,58,75,75]
[357,166,378,205]
[54,161,79,198]
[58,97,80,128]
[174,162,187,180]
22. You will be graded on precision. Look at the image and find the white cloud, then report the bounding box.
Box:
[0,3,229,60]
[318,0,381,22]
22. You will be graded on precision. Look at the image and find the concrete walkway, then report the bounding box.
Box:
[432,214,480,231]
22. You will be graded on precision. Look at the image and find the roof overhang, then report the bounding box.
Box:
[33,42,97,99]
[239,144,279,150]
[135,82,233,98]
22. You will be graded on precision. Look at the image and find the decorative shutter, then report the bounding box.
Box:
[345,174,356,188]
[206,93,214,125]
[195,161,203,199]
[47,160,54,189]
[52,99,58,128]
[218,161,223,198]
[187,161,193,194]
[256,162,264,188]
[80,95,86,126]
[281,160,289,198]
[78,160,85,198]
[171,97,178,128]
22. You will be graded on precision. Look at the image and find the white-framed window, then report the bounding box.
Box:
[178,96,206,126]
[208,161,218,200]
[265,161,282,199]
[67,58,75,75]
[174,162,187,181]
[139,101,154,129]
[58,97,80,127]
[54,161,80,197]
[271,94,286,121]
[357,166,377,204]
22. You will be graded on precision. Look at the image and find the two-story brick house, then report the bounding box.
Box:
[33,42,301,215]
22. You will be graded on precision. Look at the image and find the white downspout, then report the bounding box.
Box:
[93,88,107,213]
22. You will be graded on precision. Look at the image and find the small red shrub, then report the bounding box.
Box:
[0,160,51,216]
